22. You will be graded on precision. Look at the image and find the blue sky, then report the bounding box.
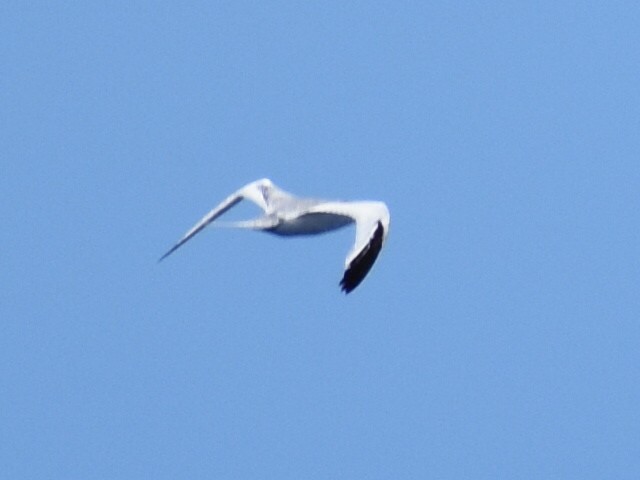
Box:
[2,2,639,478]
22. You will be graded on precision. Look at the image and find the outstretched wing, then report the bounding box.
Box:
[307,201,390,293]
[159,179,273,261]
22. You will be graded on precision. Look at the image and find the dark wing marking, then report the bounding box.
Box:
[340,221,385,294]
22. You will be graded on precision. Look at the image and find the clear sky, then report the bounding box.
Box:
[2,2,639,479]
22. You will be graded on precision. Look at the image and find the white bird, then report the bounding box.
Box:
[160,178,390,293]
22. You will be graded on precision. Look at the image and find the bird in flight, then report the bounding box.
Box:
[160,178,390,293]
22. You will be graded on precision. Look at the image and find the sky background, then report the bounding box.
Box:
[2,2,639,478]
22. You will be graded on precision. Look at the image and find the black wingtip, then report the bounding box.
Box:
[339,276,359,294]
[339,221,385,294]
[158,244,178,263]
[340,281,356,294]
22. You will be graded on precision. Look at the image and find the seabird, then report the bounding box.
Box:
[160,178,390,293]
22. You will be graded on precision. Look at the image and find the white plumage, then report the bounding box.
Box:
[160,178,390,293]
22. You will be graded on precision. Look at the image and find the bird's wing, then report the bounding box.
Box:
[159,179,273,261]
[307,201,390,293]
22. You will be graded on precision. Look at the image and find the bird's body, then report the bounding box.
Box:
[266,211,354,236]
[160,178,390,293]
